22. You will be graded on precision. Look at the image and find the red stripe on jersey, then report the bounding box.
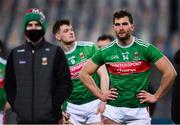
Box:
[69,61,86,79]
[106,61,150,75]
[0,78,4,88]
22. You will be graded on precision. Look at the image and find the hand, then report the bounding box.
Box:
[136,90,158,104]
[62,111,70,124]
[100,88,118,102]
[3,102,11,112]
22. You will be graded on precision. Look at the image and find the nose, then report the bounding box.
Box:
[118,24,124,29]
[31,24,36,29]
[70,30,74,36]
[70,30,74,33]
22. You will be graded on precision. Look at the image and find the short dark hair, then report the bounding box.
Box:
[52,19,71,35]
[113,10,133,24]
[97,34,114,42]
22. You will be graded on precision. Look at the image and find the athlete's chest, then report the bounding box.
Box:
[103,46,150,75]
[103,46,146,62]
[66,47,93,79]
[66,47,93,66]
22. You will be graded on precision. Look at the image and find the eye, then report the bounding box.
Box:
[122,22,128,26]
[114,23,120,26]
[35,23,42,27]
[63,29,69,33]
[114,22,129,26]
[27,23,33,27]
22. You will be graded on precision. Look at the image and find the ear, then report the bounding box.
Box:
[112,25,116,31]
[55,33,61,41]
[131,24,135,32]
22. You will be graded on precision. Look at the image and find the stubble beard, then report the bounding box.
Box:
[117,33,131,42]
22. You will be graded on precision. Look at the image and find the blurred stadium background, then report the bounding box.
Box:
[0,0,179,124]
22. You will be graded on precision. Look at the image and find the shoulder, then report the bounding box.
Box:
[12,44,26,53]
[43,41,63,52]
[44,41,58,48]
[134,37,150,48]
[101,39,116,51]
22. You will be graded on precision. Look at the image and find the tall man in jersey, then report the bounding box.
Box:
[79,10,177,124]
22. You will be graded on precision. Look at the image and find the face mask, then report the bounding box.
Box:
[25,29,45,43]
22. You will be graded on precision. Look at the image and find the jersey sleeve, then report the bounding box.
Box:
[86,43,99,58]
[146,44,164,63]
[91,49,104,66]
[92,44,99,54]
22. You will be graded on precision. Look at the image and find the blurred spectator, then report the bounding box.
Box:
[152,34,166,52]
[168,33,180,59]
[96,34,114,48]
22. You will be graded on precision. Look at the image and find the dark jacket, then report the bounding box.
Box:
[172,49,180,124]
[4,39,72,123]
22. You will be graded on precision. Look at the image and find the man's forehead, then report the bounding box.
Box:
[60,25,72,30]
[28,20,40,24]
[115,17,129,21]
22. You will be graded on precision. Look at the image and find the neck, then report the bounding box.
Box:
[118,36,133,46]
[60,41,75,53]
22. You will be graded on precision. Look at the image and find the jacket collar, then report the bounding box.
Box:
[25,38,46,51]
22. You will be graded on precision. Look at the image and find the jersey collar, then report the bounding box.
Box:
[65,41,77,54]
[116,36,135,48]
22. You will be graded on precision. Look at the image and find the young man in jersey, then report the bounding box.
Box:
[0,56,7,124]
[0,40,11,124]
[52,19,113,124]
[79,10,177,124]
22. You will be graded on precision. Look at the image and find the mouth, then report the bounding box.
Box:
[118,32,126,36]
[69,36,74,38]
[118,31,125,34]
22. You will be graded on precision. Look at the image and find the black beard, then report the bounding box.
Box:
[118,36,129,41]
[25,30,45,43]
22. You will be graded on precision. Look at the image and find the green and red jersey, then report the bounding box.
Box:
[91,37,164,108]
[65,41,100,104]
[0,57,7,110]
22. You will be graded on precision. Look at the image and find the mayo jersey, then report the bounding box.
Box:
[0,57,6,110]
[91,37,164,108]
[66,41,100,104]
